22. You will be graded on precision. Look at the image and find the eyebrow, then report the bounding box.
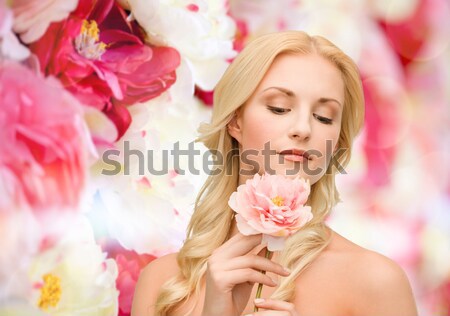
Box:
[260,86,342,108]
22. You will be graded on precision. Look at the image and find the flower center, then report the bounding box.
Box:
[271,195,284,206]
[37,273,62,311]
[75,20,107,60]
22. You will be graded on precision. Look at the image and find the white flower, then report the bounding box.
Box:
[0,2,29,61]
[229,0,298,34]
[0,300,48,316]
[128,0,237,91]
[27,216,119,316]
[0,212,119,315]
[88,172,188,256]
[366,0,420,22]
[11,0,79,43]
[293,0,365,62]
[86,67,212,255]
[0,209,41,301]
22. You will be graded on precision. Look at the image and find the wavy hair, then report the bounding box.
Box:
[154,30,365,315]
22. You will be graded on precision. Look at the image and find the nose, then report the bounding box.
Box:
[289,110,311,141]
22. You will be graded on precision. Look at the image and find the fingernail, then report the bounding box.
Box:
[244,314,253,316]
[284,267,291,274]
[254,298,265,304]
[271,277,278,285]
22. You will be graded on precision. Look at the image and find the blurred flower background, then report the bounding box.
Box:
[0,0,449,315]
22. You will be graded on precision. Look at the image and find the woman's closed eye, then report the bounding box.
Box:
[267,106,333,124]
[267,105,289,114]
[313,113,333,124]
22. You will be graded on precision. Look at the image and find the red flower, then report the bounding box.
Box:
[194,86,214,106]
[29,0,180,139]
[103,240,156,316]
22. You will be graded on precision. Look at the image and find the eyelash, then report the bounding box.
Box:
[267,106,333,125]
[267,106,289,115]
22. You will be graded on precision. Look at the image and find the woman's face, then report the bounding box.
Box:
[227,53,345,186]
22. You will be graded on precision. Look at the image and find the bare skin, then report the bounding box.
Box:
[131,223,418,316]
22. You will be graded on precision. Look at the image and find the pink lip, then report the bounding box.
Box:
[280,154,307,162]
[279,148,311,160]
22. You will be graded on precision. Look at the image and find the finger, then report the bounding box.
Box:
[224,268,279,287]
[250,298,299,316]
[213,232,263,260]
[227,232,263,253]
[221,254,291,277]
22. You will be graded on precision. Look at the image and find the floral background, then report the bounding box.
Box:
[0,0,449,315]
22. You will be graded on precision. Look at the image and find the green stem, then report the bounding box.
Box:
[253,248,272,312]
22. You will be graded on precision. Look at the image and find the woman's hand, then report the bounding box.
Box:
[201,232,291,316]
[244,298,300,316]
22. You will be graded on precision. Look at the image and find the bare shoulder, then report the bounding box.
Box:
[325,231,418,316]
[292,229,418,316]
[131,252,179,316]
[141,252,180,277]
[348,248,418,316]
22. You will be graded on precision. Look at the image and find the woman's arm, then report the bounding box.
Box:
[131,252,179,316]
[351,251,418,316]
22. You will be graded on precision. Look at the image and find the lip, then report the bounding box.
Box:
[278,148,311,160]
[280,154,308,162]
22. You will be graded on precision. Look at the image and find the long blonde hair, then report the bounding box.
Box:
[154,30,365,315]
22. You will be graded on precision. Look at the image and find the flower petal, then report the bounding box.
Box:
[263,235,286,252]
[235,214,259,235]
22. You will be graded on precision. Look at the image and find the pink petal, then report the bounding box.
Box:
[235,214,259,235]
[263,235,286,252]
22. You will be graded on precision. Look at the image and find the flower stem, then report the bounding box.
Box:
[253,248,272,312]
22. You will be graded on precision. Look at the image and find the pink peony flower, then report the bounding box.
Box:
[228,172,312,251]
[29,0,180,139]
[0,61,93,213]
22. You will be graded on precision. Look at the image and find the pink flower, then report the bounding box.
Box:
[228,172,312,251]
[29,0,180,139]
[104,240,156,316]
[232,19,250,53]
[0,61,93,213]
[378,0,450,66]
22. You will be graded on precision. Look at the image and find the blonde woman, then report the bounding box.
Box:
[131,30,418,316]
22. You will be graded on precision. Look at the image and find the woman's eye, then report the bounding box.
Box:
[267,106,289,114]
[313,113,333,124]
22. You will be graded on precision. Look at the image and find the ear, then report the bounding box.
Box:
[227,109,243,144]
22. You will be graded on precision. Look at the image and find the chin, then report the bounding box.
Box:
[267,168,310,181]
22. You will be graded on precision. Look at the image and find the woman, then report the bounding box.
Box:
[131,30,418,316]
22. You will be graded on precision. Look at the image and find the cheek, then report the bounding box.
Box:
[241,114,279,150]
[328,133,341,164]
[314,127,341,161]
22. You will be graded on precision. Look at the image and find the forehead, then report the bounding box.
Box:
[252,53,345,103]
